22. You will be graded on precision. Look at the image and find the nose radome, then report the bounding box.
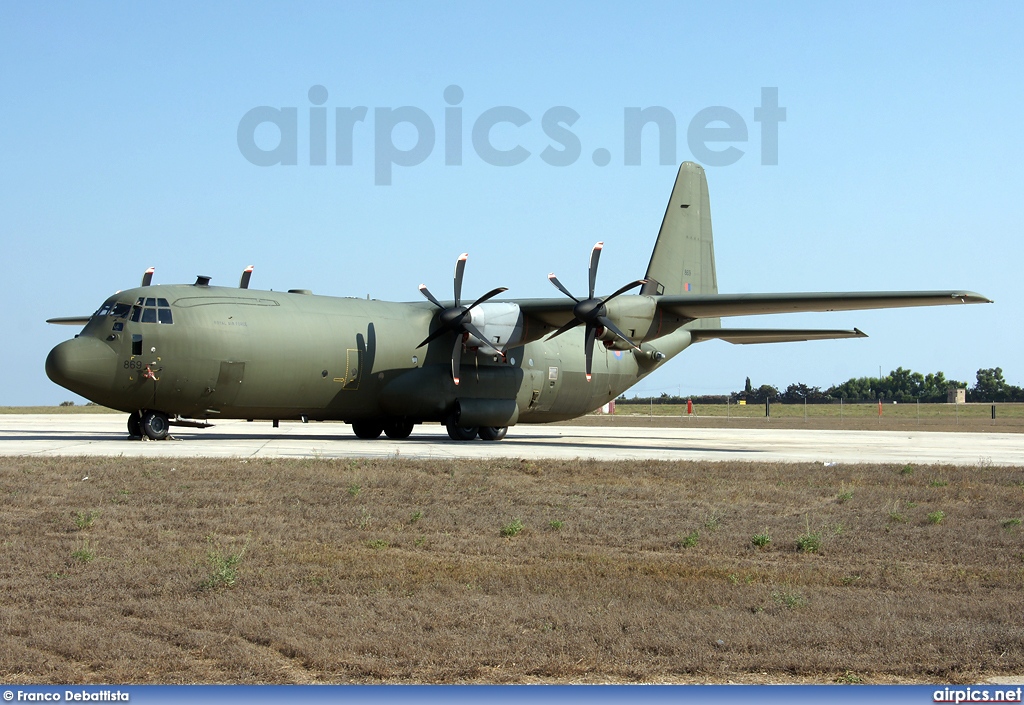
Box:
[45,337,117,396]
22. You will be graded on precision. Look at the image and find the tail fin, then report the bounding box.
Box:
[640,161,719,328]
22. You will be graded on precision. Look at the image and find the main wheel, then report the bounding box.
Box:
[478,426,508,441]
[127,411,143,438]
[446,421,478,441]
[383,420,414,440]
[141,410,170,440]
[351,421,383,439]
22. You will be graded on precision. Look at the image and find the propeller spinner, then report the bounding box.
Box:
[547,242,647,381]
[417,253,508,385]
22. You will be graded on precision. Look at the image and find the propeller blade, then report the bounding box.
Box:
[451,335,463,385]
[547,273,579,302]
[597,315,640,349]
[416,326,449,349]
[588,242,603,299]
[467,286,508,310]
[453,253,468,307]
[548,317,581,340]
[601,278,648,305]
[463,321,503,355]
[584,324,597,381]
[418,284,445,309]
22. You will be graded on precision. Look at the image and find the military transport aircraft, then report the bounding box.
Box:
[46,162,990,441]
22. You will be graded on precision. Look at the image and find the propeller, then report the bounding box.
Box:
[547,242,647,381]
[417,253,508,385]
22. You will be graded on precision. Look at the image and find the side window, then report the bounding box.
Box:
[130,306,142,322]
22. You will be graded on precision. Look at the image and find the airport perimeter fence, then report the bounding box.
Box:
[610,400,1024,431]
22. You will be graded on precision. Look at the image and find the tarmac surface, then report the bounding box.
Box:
[2,414,1023,465]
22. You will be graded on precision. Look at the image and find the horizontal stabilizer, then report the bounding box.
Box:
[659,290,991,319]
[690,327,867,345]
[46,316,91,326]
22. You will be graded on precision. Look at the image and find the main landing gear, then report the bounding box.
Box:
[349,421,508,441]
[446,421,507,441]
[127,410,170,440]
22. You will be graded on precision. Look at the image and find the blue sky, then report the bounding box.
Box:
[2,1,1021,405]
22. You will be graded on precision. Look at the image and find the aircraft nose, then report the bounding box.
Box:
[45,337,117,396]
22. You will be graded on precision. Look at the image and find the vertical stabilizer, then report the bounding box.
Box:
[641,162,719,328]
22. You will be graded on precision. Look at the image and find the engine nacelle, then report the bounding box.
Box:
[600,295,657,349]
[465,303,523,350]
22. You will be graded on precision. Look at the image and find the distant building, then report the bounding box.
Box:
[947,387,966,404]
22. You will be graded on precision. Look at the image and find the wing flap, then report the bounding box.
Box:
[690,327,867,345]
[659,291,991,319]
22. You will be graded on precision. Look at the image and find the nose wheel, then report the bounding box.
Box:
[128,410,170,440]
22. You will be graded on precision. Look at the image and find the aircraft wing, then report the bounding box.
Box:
[688,327,867,344]
[655,290,991,319]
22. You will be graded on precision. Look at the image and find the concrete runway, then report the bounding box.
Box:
[2,413,1022,465]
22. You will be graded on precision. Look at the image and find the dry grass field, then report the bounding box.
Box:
[2,455,1023,684]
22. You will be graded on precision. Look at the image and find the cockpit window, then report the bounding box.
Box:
[95,303,112,317]
[111,303,131,318]
[130,306,142,322]
[141,308,157,323]
[157,308,173,324]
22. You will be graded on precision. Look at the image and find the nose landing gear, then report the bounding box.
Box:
[127,410,170,440]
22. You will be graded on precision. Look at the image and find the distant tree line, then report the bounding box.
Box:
[618,367,1024,405]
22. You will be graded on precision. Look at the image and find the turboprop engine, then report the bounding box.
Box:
[464,302,524,351]
[597,295,658,350]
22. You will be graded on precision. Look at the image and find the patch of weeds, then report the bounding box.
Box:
[837,491,854,504]
[1002,518,1022,531]
[409,511,423,524]
[796,531,822,553]
[703,511,722,533]
[675,531,700,549]
[831,523,845,536]
[900,464,915,476]
[888,502,908,524]
[73,509,101,531]
[71,541,96,563]
[200,537,249,591]
[367,539,390,550]
[548,520,564,531]
[347,483,361,498]
[500,518,524,538]
[414,536,426,547]
[836,670,864,684]
[358,509,373,531]
[840,575,861,586]
[751,531,771,548]
[771,589,807,609]
[727,573,739,585]
[927,510,946,524]
[905,501,918,509]
[929,479,949,488]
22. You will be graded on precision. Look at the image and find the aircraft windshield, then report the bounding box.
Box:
[93,302,132,319]
[130,297,173,324]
